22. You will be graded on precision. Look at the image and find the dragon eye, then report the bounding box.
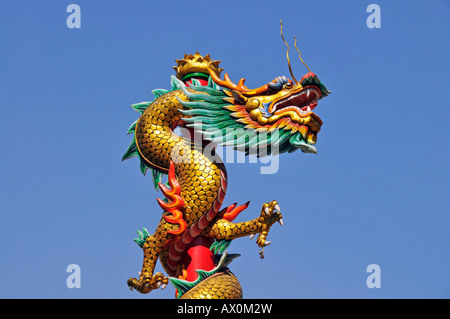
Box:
[283,82,292,89]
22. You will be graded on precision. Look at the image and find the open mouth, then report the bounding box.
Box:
[271,86,321,116]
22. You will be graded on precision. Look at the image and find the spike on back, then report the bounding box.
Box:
[157,161,187,236]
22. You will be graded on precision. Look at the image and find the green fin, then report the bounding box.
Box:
[133,227,150,248]
[126,120,137,135]
[151,169,163,190]
[210,240,232,255]
[152,89,169,98]
[122,140,138,161]
[131,102,150,114]
[139,158,149,175]
[170,76,185,91]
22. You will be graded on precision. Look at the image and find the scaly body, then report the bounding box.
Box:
[123,52,329,298]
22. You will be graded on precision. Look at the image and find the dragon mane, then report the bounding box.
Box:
[177,77,316,157]
[123,75,317,190]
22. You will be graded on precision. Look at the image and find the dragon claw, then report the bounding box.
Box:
[127,272,169,294]
[254,200,283,251]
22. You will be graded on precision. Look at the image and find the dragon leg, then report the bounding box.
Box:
[176,201,281,299]
[206,200,283,250]
[127,217,180,294]
[127,161,190,294]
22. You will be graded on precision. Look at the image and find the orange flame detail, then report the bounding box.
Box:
[156,161,187,236]
[207,68,270,96]
[221,201,250,222]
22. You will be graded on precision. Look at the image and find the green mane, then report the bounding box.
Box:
[123,75,315,189]
[178,77,316,155]
[122,76,187,189]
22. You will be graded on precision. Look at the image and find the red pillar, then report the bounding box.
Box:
[181,237,215,281]
[179,73,216,282]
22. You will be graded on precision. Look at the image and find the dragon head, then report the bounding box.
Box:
[209,69,329,153]
[176,21,330,155]
[177,67,330,156]
[175,22,330,155]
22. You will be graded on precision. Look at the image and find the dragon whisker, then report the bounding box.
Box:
[294,37,311,73]
[280,19,299,84]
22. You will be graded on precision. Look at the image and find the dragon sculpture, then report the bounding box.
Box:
[122,24,330,299]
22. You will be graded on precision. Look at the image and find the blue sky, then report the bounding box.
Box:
[1,0,449,298]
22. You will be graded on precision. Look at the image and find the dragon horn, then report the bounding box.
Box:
[207,68,269,96]
[207,68,248,91]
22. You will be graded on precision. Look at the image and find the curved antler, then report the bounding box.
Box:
[207,68,248,91]
[207,68,270,96]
